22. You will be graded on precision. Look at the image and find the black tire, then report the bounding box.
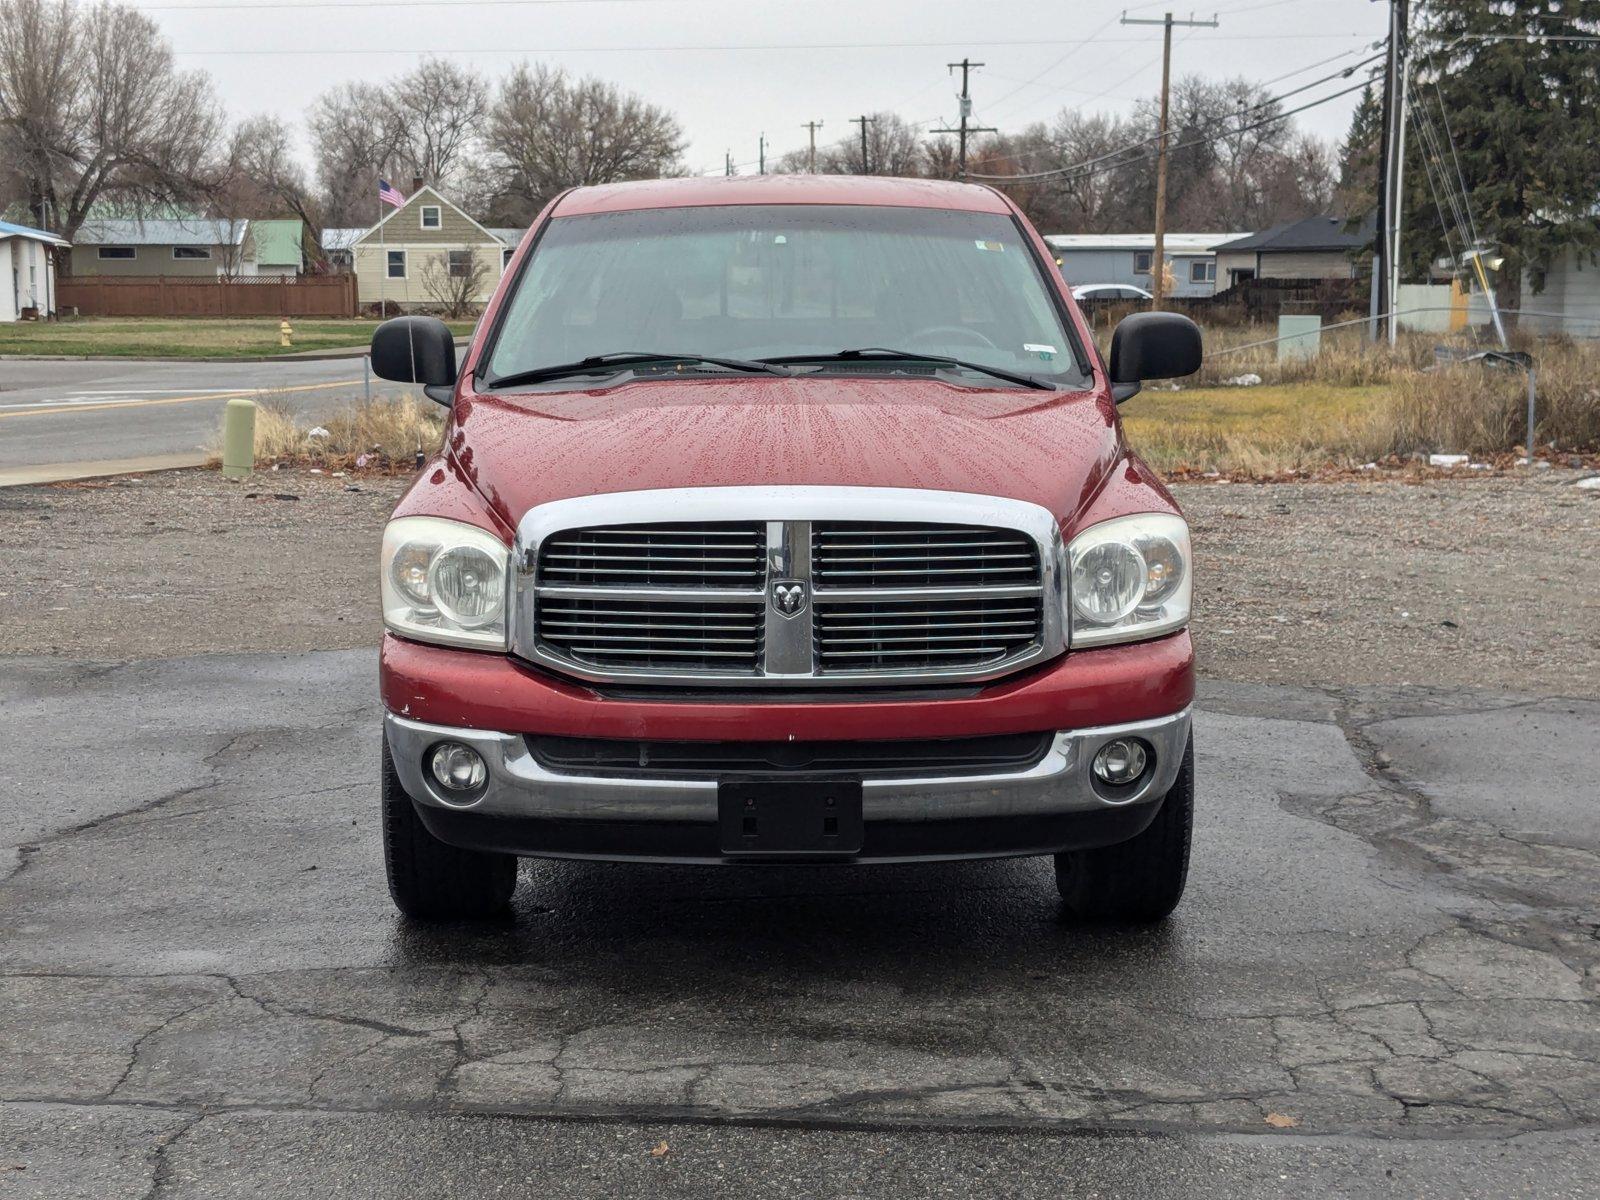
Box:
[382,739,518,920]
[1055,733,1193,922]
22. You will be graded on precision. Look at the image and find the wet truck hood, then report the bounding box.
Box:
[446,375,1123,530]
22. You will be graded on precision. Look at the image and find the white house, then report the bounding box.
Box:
[1,220,70,322]
[1044,233,1250,298]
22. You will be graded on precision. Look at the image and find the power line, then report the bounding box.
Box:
[968,75,1372,183]
[165,32,1381,56]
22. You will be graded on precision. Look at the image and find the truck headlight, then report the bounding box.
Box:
[1066,513,1191,647]
[381,517,509,650]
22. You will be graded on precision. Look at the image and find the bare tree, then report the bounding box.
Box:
[308,80,404,228]
[810,113,925,176]
[216,113,328,269]
[390,58,489,187]
[420,247,489,319]
[0,0,221,263]
[485,63,685,221]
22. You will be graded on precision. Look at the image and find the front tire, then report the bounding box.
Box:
[1055,733,1193,922]
[382,740,518,920]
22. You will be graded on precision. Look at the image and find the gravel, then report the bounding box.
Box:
[2,467,1596,693]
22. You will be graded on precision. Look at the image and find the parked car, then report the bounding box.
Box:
[370,175,1202,923]
[1071,283,1154,302]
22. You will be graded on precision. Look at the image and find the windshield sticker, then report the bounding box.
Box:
[1024,343,1057,361]
[773,235,787,244]
[974,239,1005,252]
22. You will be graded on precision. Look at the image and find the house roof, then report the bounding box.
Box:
[353,185,500,246]
[0,219,69,248]
[74,218,250,247]
[489,227,527,247]
[1044,232,1250,255]
[1212,215,1373,254]
[320,227,366,252]
[251,218,303,266]
[553,174,1015,217]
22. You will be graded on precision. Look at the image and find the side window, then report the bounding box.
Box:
[173,246,211,261]
[1133,251,1153,275]
[97,246,135,260]
[447,250,472,278]
[420,206,442,230]
[1190,260,1215,283]
[386,249,406,278]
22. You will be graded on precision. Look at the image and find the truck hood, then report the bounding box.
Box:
[447,375,1122,529]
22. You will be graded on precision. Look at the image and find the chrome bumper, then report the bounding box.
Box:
[383,708,1191,824]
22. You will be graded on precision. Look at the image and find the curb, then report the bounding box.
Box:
[0,452,208,489]
[0,349,372,364]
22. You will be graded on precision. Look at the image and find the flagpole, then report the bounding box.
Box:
[377,182,385,318]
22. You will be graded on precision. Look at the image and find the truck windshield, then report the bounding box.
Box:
[482,204,1088,387]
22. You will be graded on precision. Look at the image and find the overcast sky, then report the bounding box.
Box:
[127,0,1387,177]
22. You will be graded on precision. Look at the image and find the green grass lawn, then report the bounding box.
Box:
[1122,383,1391,473]
[0,317,477,359]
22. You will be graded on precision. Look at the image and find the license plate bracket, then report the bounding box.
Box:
[717,775,864,856]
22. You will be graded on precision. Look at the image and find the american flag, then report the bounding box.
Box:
[378,179,405,208]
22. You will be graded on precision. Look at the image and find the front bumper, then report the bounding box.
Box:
[384,707,1191,864]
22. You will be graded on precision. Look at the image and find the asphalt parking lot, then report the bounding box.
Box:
[3,647,1598,1196]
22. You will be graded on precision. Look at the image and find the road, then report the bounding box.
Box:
[0,358,381,481]
[2,653,1597,1196]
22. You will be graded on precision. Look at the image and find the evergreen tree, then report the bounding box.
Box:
[1405,1,1600,314]
[1336,83,1382,222]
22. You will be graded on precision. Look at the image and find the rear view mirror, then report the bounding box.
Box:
[1108,312,1203,403]
[371,316,457,406]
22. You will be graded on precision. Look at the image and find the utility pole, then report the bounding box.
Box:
[759,133,766,175]
[802,120,824,173]
[850,114,877,174]
[931,58,997,179]
[1385,0,1410,346]
[725,150,733,177]
[1120,10,1220,310]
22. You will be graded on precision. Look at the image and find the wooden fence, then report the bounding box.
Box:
[1075,277,1368,333]
[56,273,358,319]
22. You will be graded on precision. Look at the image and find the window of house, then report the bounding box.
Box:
[420,206,442,230]
[1189,260,1215,283]
[387,249,407,278]
[1133,250,1153,275]
[173,246,212,260]
[448,250,473,278]
[97,246,135,260]
[502,247,514,269]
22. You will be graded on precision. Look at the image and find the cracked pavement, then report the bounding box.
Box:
[1,652,1598,1196]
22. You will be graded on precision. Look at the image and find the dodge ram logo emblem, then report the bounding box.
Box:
[771,580,808,616]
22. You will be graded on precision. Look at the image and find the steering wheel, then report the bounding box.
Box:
[902,325,999,351]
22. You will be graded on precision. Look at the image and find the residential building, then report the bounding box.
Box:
[1212,216,1372,286]
[1,220,69,321]
[251,218,305,276]
[321,227,365,271]
[70,218,257,277]
[351,186,510,310]
[1044,233,1250,298]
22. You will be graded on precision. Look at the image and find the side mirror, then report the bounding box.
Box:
[1108,312,1202,403]
[371,316,457,406]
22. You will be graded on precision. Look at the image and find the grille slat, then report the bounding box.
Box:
[540,522,765,589]
[535,592,762,673]
[813,521,1040,590]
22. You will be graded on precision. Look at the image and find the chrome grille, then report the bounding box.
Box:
[516,488,1065,687]
[814,596,1044,673]
[812,522,1040,588]
[539,523,764,588]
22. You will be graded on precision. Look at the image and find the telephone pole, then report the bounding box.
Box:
[850,114,877,174]
[802,120,824,173]
[724,150,734,177]
[1119,11,1220,309]
[931,58,997,179]
[759,132,766,175]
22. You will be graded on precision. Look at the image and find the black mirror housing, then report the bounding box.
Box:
[1108,312,1203,403]
[371,316,457,405]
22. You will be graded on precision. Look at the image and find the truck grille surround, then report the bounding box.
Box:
[513,488,1066,687]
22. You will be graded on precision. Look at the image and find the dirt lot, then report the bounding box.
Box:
[1,467,1596,693]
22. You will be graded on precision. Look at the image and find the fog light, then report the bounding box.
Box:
[1092,738,1149,786]
[429,742,486,792]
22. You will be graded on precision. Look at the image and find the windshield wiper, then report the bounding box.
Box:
[483,351,793,390]
[759,347,1054,391]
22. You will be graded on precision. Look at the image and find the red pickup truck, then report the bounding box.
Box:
[371,175,1201,923]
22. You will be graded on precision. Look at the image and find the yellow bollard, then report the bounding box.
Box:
[221,398,257,479]
[279,319,293,348]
